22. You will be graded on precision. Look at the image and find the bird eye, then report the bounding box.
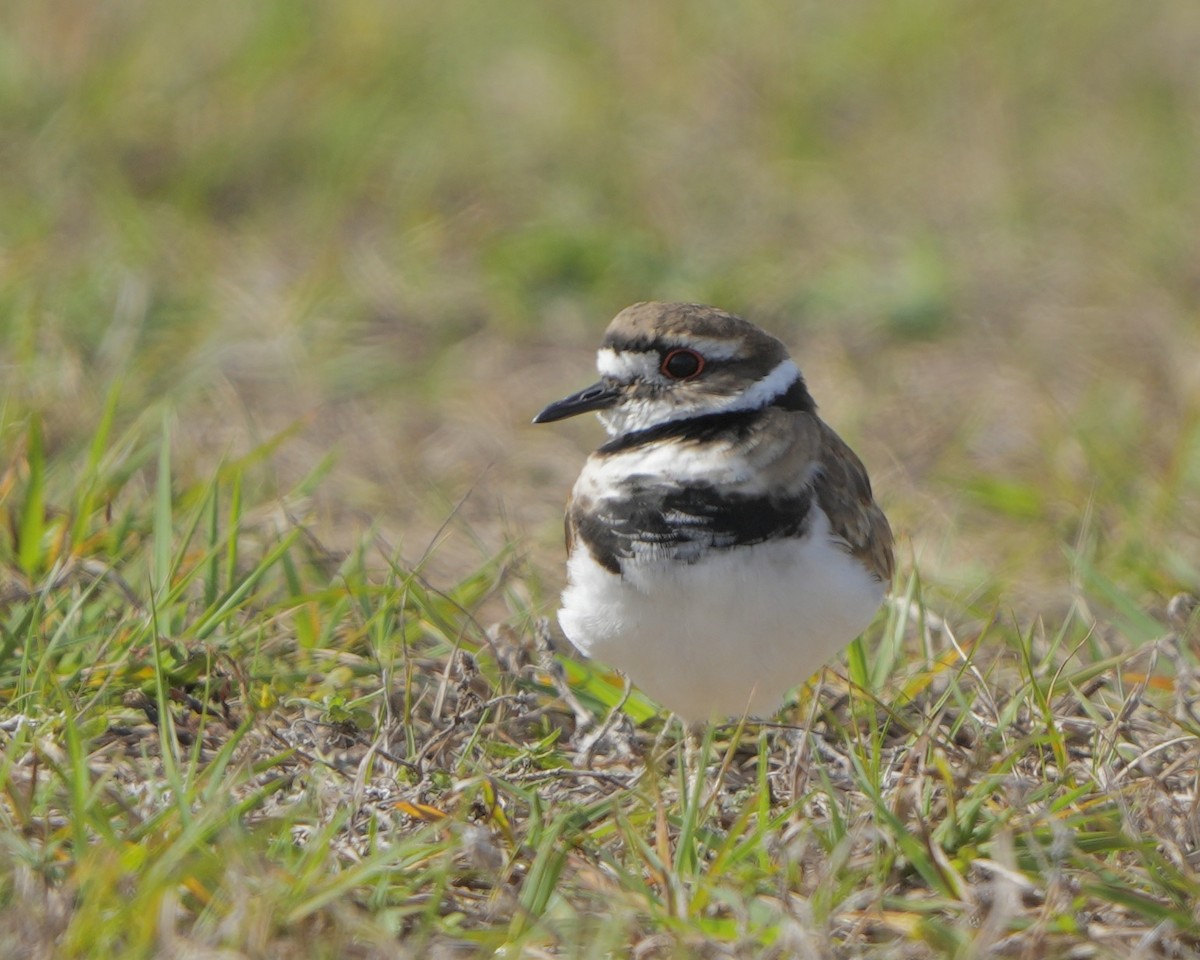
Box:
[660,348,705,380]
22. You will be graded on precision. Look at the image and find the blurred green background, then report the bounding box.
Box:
[3,0,1199,608]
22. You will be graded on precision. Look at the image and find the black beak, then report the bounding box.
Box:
[533,381,620,424]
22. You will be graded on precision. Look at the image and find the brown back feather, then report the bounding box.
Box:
[811,421,894,585]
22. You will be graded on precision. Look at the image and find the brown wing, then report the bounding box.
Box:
[564,499,576,556]
[811,421,894,585]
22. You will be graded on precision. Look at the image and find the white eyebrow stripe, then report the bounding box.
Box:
[705,358,800,415]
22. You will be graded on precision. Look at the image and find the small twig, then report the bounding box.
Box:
[577,674,631,769]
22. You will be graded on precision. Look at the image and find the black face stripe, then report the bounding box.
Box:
[572,481,813,573]
[601,334,680,356]
[596,377,815,456]
[598,410,758,455]
[773,377,817,413]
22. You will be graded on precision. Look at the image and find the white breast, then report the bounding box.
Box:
[557,507,886,722]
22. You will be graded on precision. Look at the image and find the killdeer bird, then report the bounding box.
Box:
[534,302,894,723]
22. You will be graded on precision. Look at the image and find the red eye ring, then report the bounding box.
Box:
[660,348,705,381]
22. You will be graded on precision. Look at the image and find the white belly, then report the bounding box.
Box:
[557,508,885,722]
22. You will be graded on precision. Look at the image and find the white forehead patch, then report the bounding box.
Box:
[596,348,657,381]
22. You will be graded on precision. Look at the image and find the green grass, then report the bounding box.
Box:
[3,0,1200,957]
[2,412,1199,958]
